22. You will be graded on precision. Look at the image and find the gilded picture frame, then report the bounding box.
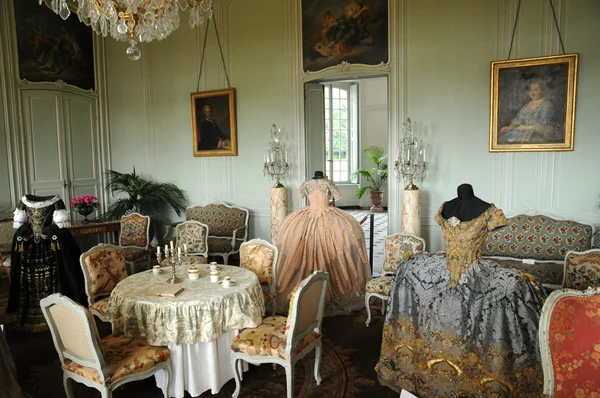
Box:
[191,88,238,157]
[489,54,578,152]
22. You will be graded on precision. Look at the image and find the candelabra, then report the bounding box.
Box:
[263,124,290,188]
[165,247,182,284]
[394,118,428,190]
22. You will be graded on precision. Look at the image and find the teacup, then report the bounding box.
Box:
[187,267,200,280]
[210,270,219,283]
[222,276,231,288]
[152,265,161,275]
[210,262,218,272]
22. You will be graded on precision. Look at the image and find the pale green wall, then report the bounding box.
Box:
[104,0,600,250]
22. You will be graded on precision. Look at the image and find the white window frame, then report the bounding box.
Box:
[324,82,359,184]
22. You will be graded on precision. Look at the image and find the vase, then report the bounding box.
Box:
[77,205,95,223]
[370,190,384,213]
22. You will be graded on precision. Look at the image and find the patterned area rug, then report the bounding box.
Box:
[6,305,395,398]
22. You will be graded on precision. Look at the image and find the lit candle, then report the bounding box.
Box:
[170,240,174,251]
[157,246,161,256]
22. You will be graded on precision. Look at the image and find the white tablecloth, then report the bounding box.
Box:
[154,329,248,397]
[107,264,264,397]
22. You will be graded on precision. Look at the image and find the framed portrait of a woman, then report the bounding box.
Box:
[489,54,578,152]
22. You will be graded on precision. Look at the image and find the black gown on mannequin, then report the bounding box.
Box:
[7,194,86,331]
[376,184,545,397]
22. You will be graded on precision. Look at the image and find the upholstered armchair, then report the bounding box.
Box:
[80,244,128,322]
[365,233,425,326]
[239,238,279,316]
[185,202,249,264]
[539,287,600,397]
[119,213,151,274]
[563,249,600,290]
[40,293,171,398]
[175,220,209,259]
[231,271,329,398]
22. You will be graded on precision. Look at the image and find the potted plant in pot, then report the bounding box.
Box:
[98,168,188,242]
[352,146,388,213]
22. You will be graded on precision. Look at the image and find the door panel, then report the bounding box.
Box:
[21,90,68,200]
[64,95,96,179]
[304,83,325,177]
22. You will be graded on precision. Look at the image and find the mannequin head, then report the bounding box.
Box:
[457,184,475,200]
[441,183,491,222]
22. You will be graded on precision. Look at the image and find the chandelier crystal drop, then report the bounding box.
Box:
[42,0,214,60]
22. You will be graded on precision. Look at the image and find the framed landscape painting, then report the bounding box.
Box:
[191,88,237,157]
[489,54,578,152]
[302,0,389,73]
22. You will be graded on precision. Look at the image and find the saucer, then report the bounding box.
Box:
[150,270,163,275]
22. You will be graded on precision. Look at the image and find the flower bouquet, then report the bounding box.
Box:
[71,195,101,222]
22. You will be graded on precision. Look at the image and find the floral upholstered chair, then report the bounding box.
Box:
[175,221,209,263]
[239,238,278,316]
[365,233,425,326]
[0,218,13,281]
[231,271,329,398]
[119,213,151,274]
[563,249,600,291]
[40,293,171,398]
[80,244,128,322]
[185,202,249,264]
[539,287,600,397]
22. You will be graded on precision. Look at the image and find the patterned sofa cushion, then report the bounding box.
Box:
[186,204,248,239]
[489,258,563,286]
[482,215,593,261]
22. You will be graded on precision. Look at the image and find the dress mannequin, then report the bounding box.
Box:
[376,185,545,396]
[275,171,370,316]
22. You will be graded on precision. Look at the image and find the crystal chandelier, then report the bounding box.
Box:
[263,124,290,188]
[44,0,213,60]
[394,118,428,190]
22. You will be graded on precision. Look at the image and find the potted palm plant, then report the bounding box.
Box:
[99,168,187,241]
[352,146,388,213]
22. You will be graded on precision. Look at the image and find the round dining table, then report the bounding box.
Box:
[106,263,265,397]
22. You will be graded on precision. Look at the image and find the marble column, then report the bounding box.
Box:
[270,187,287,244]
[401,189,421,237]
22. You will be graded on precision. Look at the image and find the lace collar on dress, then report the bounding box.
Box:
[21,194,60,209]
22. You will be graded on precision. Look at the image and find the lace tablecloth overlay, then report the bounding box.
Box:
[107,265,265,346]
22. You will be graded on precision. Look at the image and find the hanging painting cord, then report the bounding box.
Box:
[507,0,566,60]
[196,10,231,91]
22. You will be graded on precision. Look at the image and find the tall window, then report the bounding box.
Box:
[324,83,359,183]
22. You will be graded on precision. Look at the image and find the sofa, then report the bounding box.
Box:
[481,213,594,290]
[185,202,249,265]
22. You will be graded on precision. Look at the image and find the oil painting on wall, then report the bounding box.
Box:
[191,88,238,157]
[489,54,578,152]
[302,0,389,73]
[14,0,95,90]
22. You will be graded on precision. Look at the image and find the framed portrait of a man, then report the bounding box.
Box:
[191,88,237,157]
[489,54,578,152]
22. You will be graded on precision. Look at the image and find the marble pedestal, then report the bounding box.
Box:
[401,189,421,237]
[270,187,287,244]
